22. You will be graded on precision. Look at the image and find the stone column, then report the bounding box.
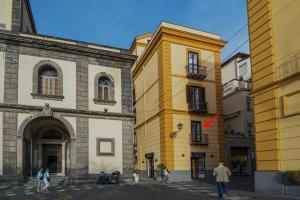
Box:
[75,59,89,176]
[3,45,19,178]
[121,64,134,178]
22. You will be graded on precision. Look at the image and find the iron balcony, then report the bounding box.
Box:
[186,65,207,80]
[191,133,209,145]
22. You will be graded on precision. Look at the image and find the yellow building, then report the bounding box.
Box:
[131,22,226,181]
[247,0,300,194]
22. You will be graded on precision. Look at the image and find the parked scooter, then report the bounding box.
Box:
[97,171,120,184]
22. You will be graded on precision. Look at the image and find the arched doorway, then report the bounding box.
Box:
[21,116,73,177]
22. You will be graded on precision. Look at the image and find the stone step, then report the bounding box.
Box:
[24,176,65,187]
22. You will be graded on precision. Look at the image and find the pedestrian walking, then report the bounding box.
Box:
[37,168,44,192]
[213,162,231,200]
[162,166,170,183]
[42,168,50,192]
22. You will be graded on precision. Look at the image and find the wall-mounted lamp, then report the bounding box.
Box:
[170,123,184,138]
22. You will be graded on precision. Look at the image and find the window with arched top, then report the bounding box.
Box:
[38,66,58,96]
[32,60,64,100]
[94,72,116,105]
[98,76,112,101]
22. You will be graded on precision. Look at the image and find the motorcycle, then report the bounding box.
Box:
[97,171,120,184]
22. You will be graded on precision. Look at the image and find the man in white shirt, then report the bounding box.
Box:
[213,162,231,200]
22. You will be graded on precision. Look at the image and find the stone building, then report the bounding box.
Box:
[221,52,255,176]
[0,0,136,182]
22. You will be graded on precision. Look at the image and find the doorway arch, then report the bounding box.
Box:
[18,114,76,177]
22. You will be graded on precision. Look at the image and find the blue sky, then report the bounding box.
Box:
[30,0,249,61]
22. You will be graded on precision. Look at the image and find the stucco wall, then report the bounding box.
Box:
[88,118,123,174]
[221,59,236,84]
[88,64,122,113]
[0,112,3,175]
[223,91,251,134]
[278,79,300,170]
[170,43,215,81]
[173,114,220,171]
[172,77,217,113]
[63,116,77,138]
[170,43,217,113]
[135,117,160,170]
[0,0,12,30]
[0,52,4,102]
[18,55,77,109]
[272,0,300,80]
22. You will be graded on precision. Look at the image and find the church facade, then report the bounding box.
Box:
[0,0,135,181]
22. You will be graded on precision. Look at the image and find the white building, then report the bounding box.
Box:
[221,52,255,176]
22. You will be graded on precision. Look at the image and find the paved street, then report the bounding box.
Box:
[0,181,285,200]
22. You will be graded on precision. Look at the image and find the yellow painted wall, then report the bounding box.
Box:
[170,43,217,113]
[169,38,222,170]
[173,114,220,170]
[248,0,300,172]
[278,79,300,170]
[271,0,300,80]
[135,117,161,170]
[171,77,217,113]
[170,43,215,81]
[132,23,225,173]
[248,0,280,171]
[0,0,12,30]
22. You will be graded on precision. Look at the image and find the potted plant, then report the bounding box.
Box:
[283,170,300,185]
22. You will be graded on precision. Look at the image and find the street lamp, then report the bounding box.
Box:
[170,123,184,138]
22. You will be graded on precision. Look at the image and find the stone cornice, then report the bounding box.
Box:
[0,103,134,119]
[0,30,137,64]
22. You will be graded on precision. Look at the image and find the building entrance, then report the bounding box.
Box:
[21,116,71,177]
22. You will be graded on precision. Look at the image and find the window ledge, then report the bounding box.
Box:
[93,99,117,105]
[190,142,209,146]
[31,93,64,101]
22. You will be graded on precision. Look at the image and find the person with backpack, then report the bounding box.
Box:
[42,168,50,192]
[37,168,44,192]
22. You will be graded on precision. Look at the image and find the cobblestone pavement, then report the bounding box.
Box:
[0,181,290,200]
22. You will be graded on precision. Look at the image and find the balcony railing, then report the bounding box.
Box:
[188,101,208,113]
[191,133,209,145]
[187,65,207,80]
[222,79,251,97]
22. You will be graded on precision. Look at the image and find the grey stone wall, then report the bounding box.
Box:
[4,45,19,104]
[11,0,21,32]
[75,117,89,175]
[122,120,134,178]
[76,58,89,110]
[2,45,19,179]
[2,112,18,178]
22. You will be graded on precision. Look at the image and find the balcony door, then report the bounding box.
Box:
[188,51,199,74]
[187,86,206,112]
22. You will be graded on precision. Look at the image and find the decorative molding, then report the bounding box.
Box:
[32,59,64,97]
[0,30,137,63]
[42,103,53,116]
[94,72,115,104]
[93,99,117,106]
[96,138,115,156]
[31,93,64,101]
[0,103,134,118]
